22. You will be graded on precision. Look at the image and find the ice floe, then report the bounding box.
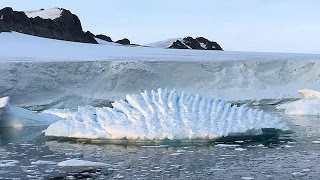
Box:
[45,89,289,140]
[57,159,110,167]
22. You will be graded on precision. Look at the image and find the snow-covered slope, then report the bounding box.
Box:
[1,32,320,62]
[94,38,121,46]
[145,38,183,48]
[24,8,62,20]
[44,89,289,140]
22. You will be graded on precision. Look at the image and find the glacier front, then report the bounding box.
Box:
[45,89,290,140]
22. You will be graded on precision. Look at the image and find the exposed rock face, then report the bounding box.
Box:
[0,7,97,44]
[169,36,223,50]
[116,38,130,45]
[95,34,113,42]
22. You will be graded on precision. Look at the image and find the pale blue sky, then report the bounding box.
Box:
[1,0,320,53]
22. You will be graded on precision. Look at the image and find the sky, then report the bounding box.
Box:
[1,0,320,53]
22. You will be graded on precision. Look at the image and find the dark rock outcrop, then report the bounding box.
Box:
[116,38,130,45]
[0,7,97,44]
[169,36,223,50]
[95,34,113,42]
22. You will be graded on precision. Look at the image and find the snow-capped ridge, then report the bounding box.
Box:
[45,89,289,140]
[24,8,62,20]
[146,36,223,50]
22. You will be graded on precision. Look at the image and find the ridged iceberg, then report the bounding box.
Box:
[45,89,289,140]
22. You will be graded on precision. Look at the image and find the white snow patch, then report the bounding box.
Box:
[44,89,289,140]
[57,159,110,167]
[24,8,62,20]
[145,38,183,48]
[200,42,206,49]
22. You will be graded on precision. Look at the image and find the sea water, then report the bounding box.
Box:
[0,105,320,179]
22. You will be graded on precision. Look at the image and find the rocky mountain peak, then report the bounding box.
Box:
[0,7,97,44]
[169,36,223,50]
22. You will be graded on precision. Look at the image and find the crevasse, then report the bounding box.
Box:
[44,89,290,140]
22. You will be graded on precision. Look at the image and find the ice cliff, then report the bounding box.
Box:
[45,89,289,140]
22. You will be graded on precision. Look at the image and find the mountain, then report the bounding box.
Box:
[147,36,223,50]
[0,7,97,44]
[0,7,223,49]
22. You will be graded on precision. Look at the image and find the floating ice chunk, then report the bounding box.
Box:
[0,160,19,167]
[0,97,9,108]
[241,177,254,180]
[235,148,246,151]
[0,96,9,117]
[215,144,241,148]
[24,8,62,20]
[45,89,289,140]
[31,160,56,165]
[291,172,305,176]
[57,159,110,167]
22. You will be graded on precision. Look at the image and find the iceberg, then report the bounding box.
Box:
[0,97,61,128]
[0,97,9,117]
[278,89,320,115]
[45,89,289,140]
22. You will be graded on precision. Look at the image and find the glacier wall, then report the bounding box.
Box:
[1,59,320,109]
[44,89,289,140]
